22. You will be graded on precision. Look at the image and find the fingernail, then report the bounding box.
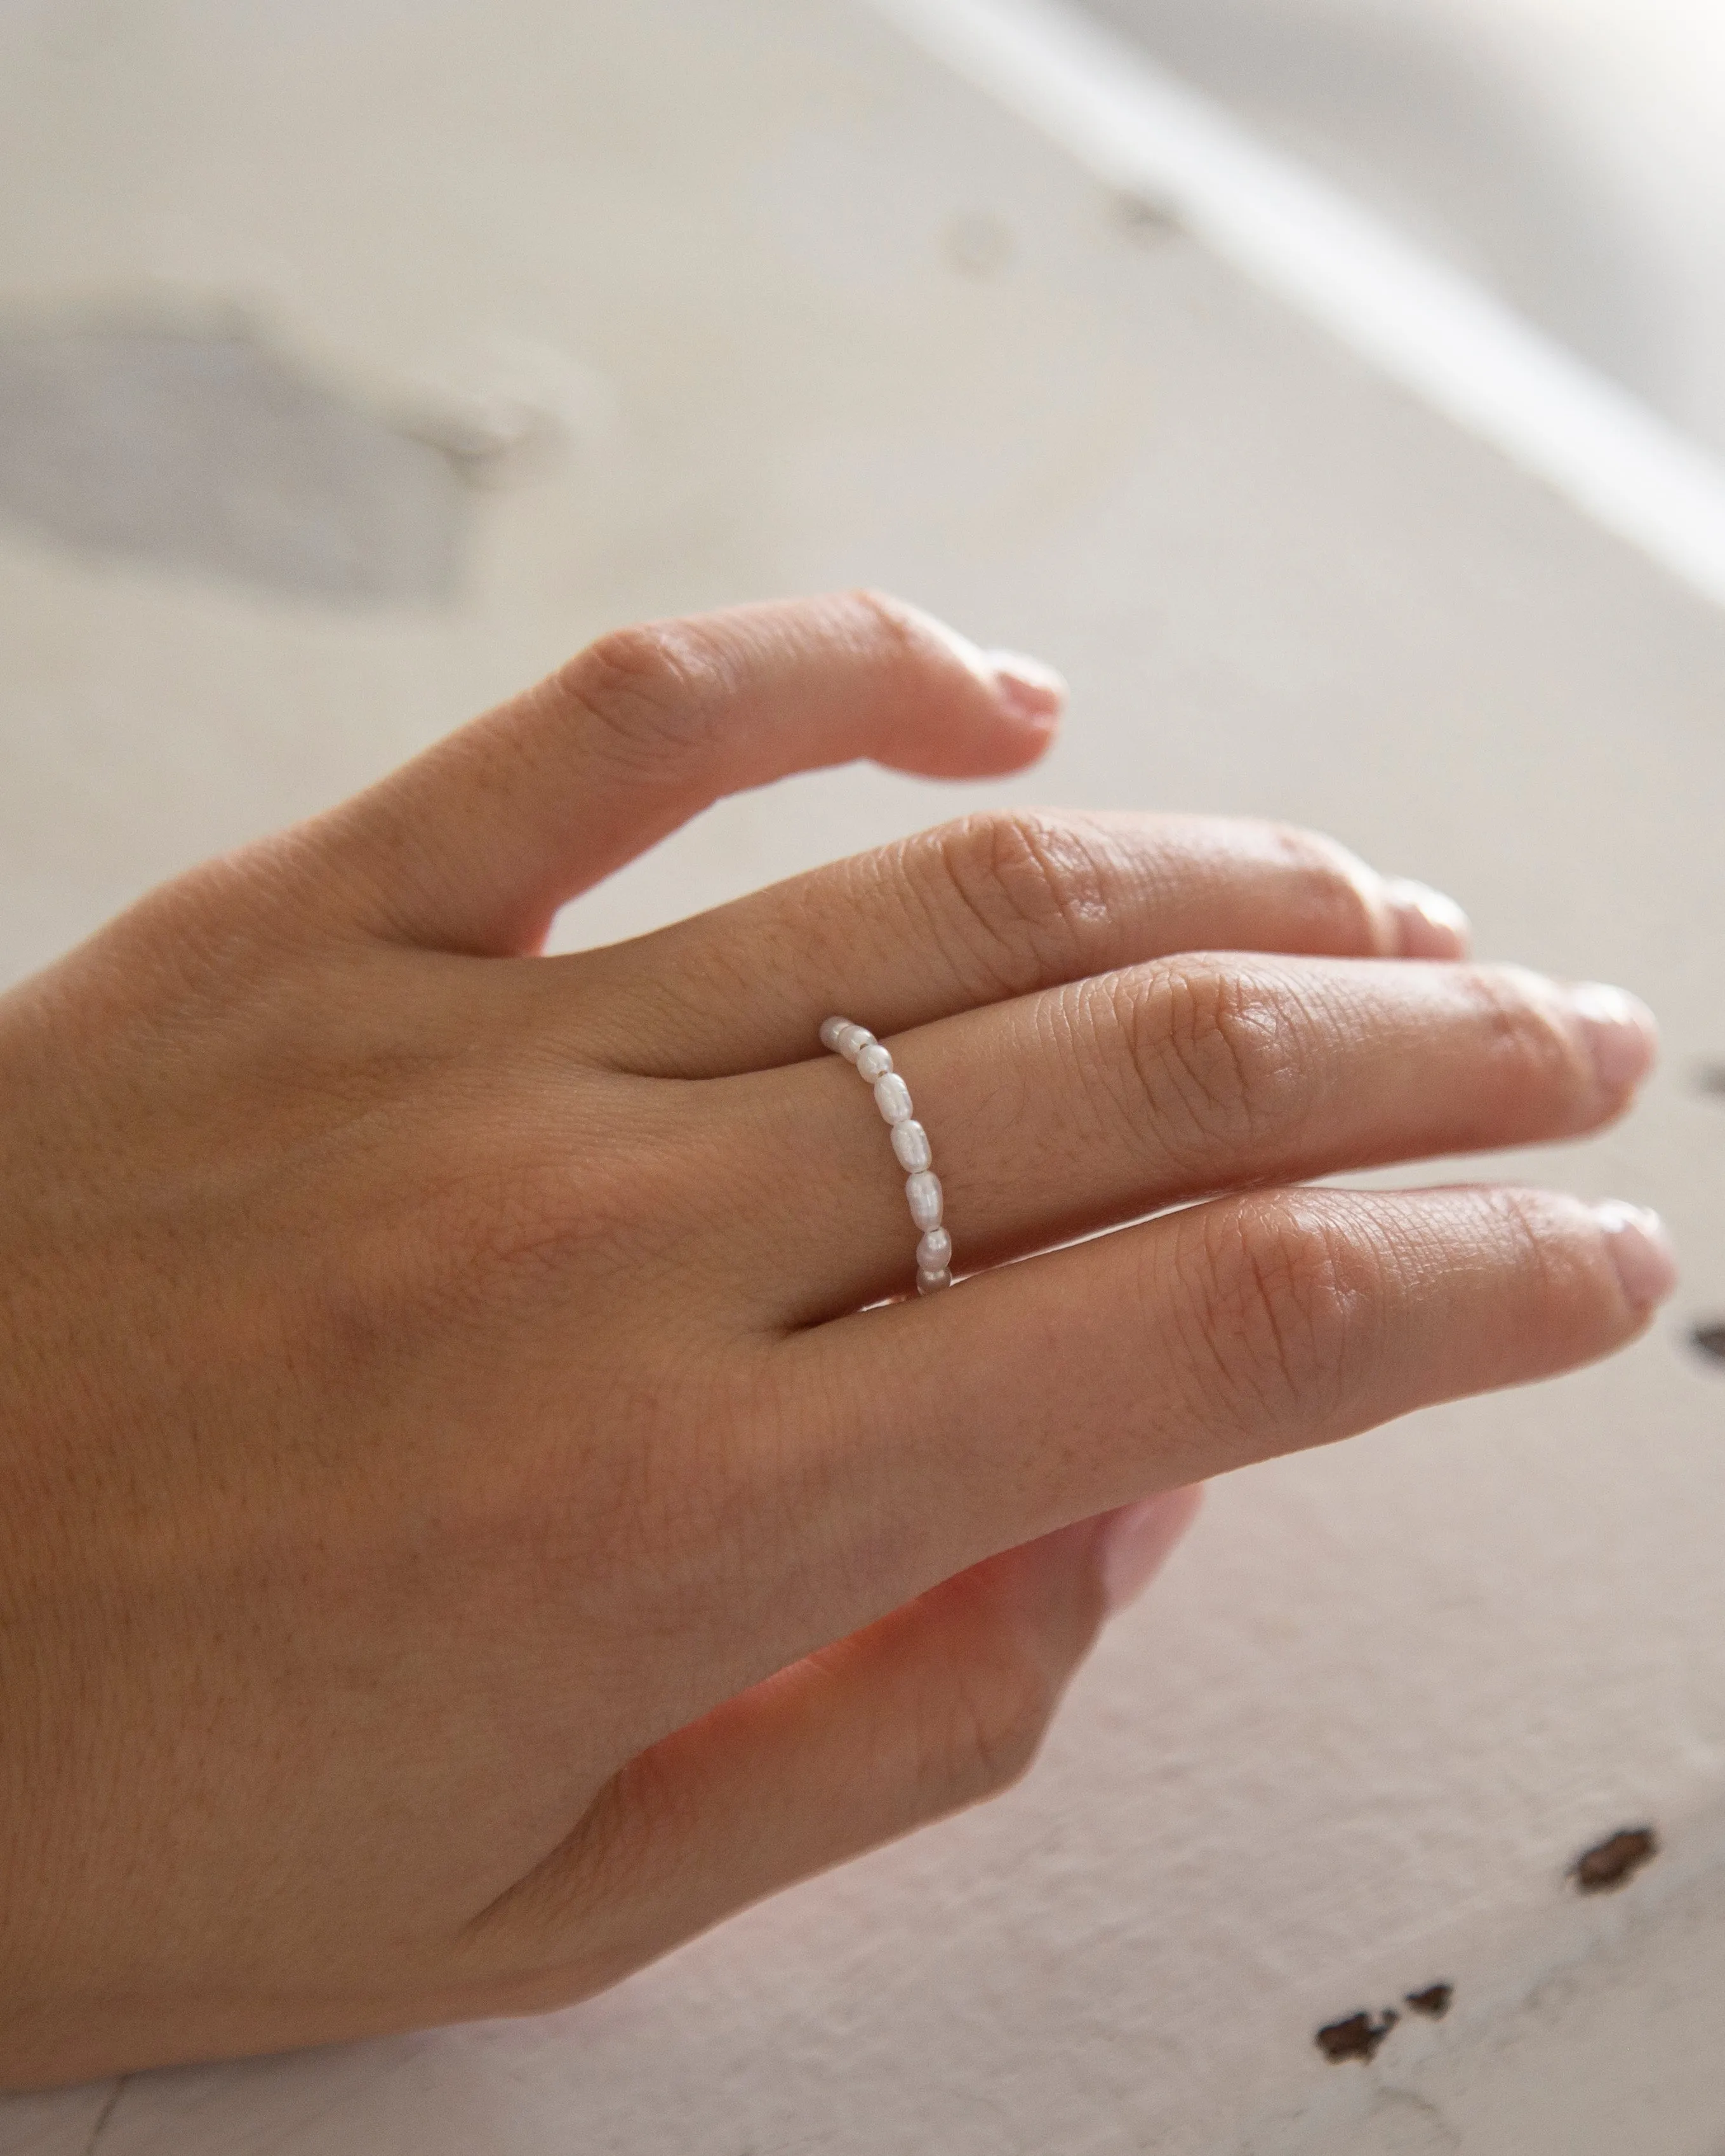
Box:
[985,649,1067,726]
[1382,875,1471,959]
[1592,1200,1678,1310]
[1097,1487,1201,1614]
[1566,982,1660,1091]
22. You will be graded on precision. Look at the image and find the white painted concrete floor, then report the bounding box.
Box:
[2,3,1724,2150]
[1090,0,1725,459]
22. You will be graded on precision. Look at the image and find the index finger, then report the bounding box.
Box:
[293,592,1064,956]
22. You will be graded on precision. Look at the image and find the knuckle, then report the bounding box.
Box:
[1466,967,1592,1102]
[1110,961,1301,1155]
[1488,1186,1565,1300]
[919,1638,1062,1813]
[921,809,1110,996]
[1256,821,1386,953]
[1178,1199,1373,1436]
[836,588,968,684]
[556,622,724,769]
[844,585,928,656]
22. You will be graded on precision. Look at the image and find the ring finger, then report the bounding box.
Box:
[725,954,1656,1322]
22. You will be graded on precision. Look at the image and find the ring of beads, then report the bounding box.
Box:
[819,1016,952,1293]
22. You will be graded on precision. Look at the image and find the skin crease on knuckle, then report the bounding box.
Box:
[838,588,1025,761]
[1460,965,1602,1128]
[554,621,732,778]
[922,809,1115,1002]
[1089,960,1308,1171]
[920,1640,1062,1814]
[1164,1197,1385,1456]
[844,587,931,679]
[0,589,1666,2090]
[1258,822,1391,955]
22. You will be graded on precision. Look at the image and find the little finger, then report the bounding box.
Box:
[458,1492,1200,2001]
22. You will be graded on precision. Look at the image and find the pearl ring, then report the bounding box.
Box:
[820,1017,952,1294]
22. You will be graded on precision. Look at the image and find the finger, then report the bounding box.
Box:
[296,593,1065,955]
[568,807,1471,1075]
[745,957,1658,1319]
[736,1186,1673,1669]
[462,1491,1200,2002]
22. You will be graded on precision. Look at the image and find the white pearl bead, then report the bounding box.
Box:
[891,1118,932,1171]
[825,1020,954,1286]
[905,1169,943,1230]
[874,1072,913,1124]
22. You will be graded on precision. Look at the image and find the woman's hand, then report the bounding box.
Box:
[0,594,1670,2087]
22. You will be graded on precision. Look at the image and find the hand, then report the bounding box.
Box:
[0,593,1670,2087]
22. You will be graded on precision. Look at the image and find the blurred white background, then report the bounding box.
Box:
[1088,0,1725,454]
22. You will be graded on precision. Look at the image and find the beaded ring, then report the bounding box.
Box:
[820,1016,952,1293]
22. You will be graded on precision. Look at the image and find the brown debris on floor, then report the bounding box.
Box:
[1404,1983,1453,2018]
[1691,1322,1725,1364]
[1315,2008,1399,2063]
[1573,1825,1658,1893]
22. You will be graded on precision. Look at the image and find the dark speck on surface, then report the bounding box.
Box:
[1404,1983,1453,2019]
[1315,2009,1399,2063]
[1573,1826,1658,1893]
[1112,188,1182,240]
[1690,1323,1725,1365]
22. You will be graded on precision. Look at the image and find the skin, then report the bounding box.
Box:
[0,591,1671,2089]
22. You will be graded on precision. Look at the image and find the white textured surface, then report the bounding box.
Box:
[873,0,1725,610]
[1,2,1724,2150]
[1082,0,1725,464]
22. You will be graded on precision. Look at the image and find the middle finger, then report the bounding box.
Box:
[725,955,1656,1322]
